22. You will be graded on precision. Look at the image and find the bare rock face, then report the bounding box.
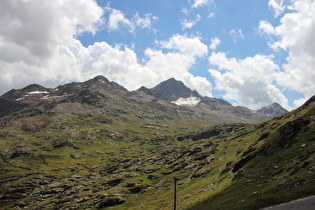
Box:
[152,78,202,102]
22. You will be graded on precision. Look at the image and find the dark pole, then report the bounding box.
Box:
[174,178,178,210]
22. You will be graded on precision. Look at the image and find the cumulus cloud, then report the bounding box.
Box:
[106,8,132,31]
[0,0,103,59]
[181,14,202,30]
[263,0,315,102]
[258,20,276,35]
[208,52,290,110]
[156,34,208,58]
[0,0,103,91]
[209,37,221,50]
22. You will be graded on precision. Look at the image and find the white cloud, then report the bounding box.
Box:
[82,42,154,90]
[0,0,103,91]
[107,8,132,31]
[134,13,159,29]
[104,4,157,33]
[293,97,308,108]
[0,0,103,60]
[208,52,291,110]
[191,0,214,8]
[229,29,244,42]
[258,20,276,35]
[267,0,315,100]
[156,34,208,58]
[181,14,202,30]
[209,37,221,50]
[268,0,285,17]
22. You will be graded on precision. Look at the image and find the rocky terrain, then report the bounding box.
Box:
[152,78,202,102]
[153,77,287,118]
[256,102,288,117]
[0,75,313,209]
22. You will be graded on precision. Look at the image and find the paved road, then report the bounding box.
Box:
[261,195,315,210]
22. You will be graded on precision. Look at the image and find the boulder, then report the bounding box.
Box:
[128,184,151,194]
[105,178,123,187]
[97,197,125,208]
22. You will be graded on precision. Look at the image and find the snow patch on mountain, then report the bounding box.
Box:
[172,96,201,106]
[26,91,50,95]
[15,91,51,101]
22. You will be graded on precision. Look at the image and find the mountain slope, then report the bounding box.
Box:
[0,76,310,210]
[0,76,172,123]
[0,76,218,209]
[188,95,315,210]
[256,102,288,117]
[152,78,202,103]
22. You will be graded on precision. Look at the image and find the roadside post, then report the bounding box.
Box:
[174,178,179,210]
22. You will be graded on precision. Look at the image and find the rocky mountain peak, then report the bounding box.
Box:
[83,75,128,94]
[256,102,288,117]
[152,78,202,102]
[85,75,110,86]
[23,84,48,92]
[136,86,164,99]
[2,84,52,102]
[0,75,129,104]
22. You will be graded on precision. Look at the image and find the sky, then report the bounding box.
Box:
[0,0,315,110]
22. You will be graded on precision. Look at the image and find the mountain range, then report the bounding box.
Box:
[0,76,287,122]
[0,75,313,210]
[152,77,288,117]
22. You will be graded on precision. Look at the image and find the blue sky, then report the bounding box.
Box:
[1,0,314,110]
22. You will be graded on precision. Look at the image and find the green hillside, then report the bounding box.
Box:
[188,95,315,209]
[0,79,314,209]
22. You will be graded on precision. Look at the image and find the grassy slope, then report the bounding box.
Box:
[188,100,315,210]
[0,94,314,209]
[0,97,218,209]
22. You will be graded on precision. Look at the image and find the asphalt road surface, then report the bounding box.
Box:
[261,195,315,210]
